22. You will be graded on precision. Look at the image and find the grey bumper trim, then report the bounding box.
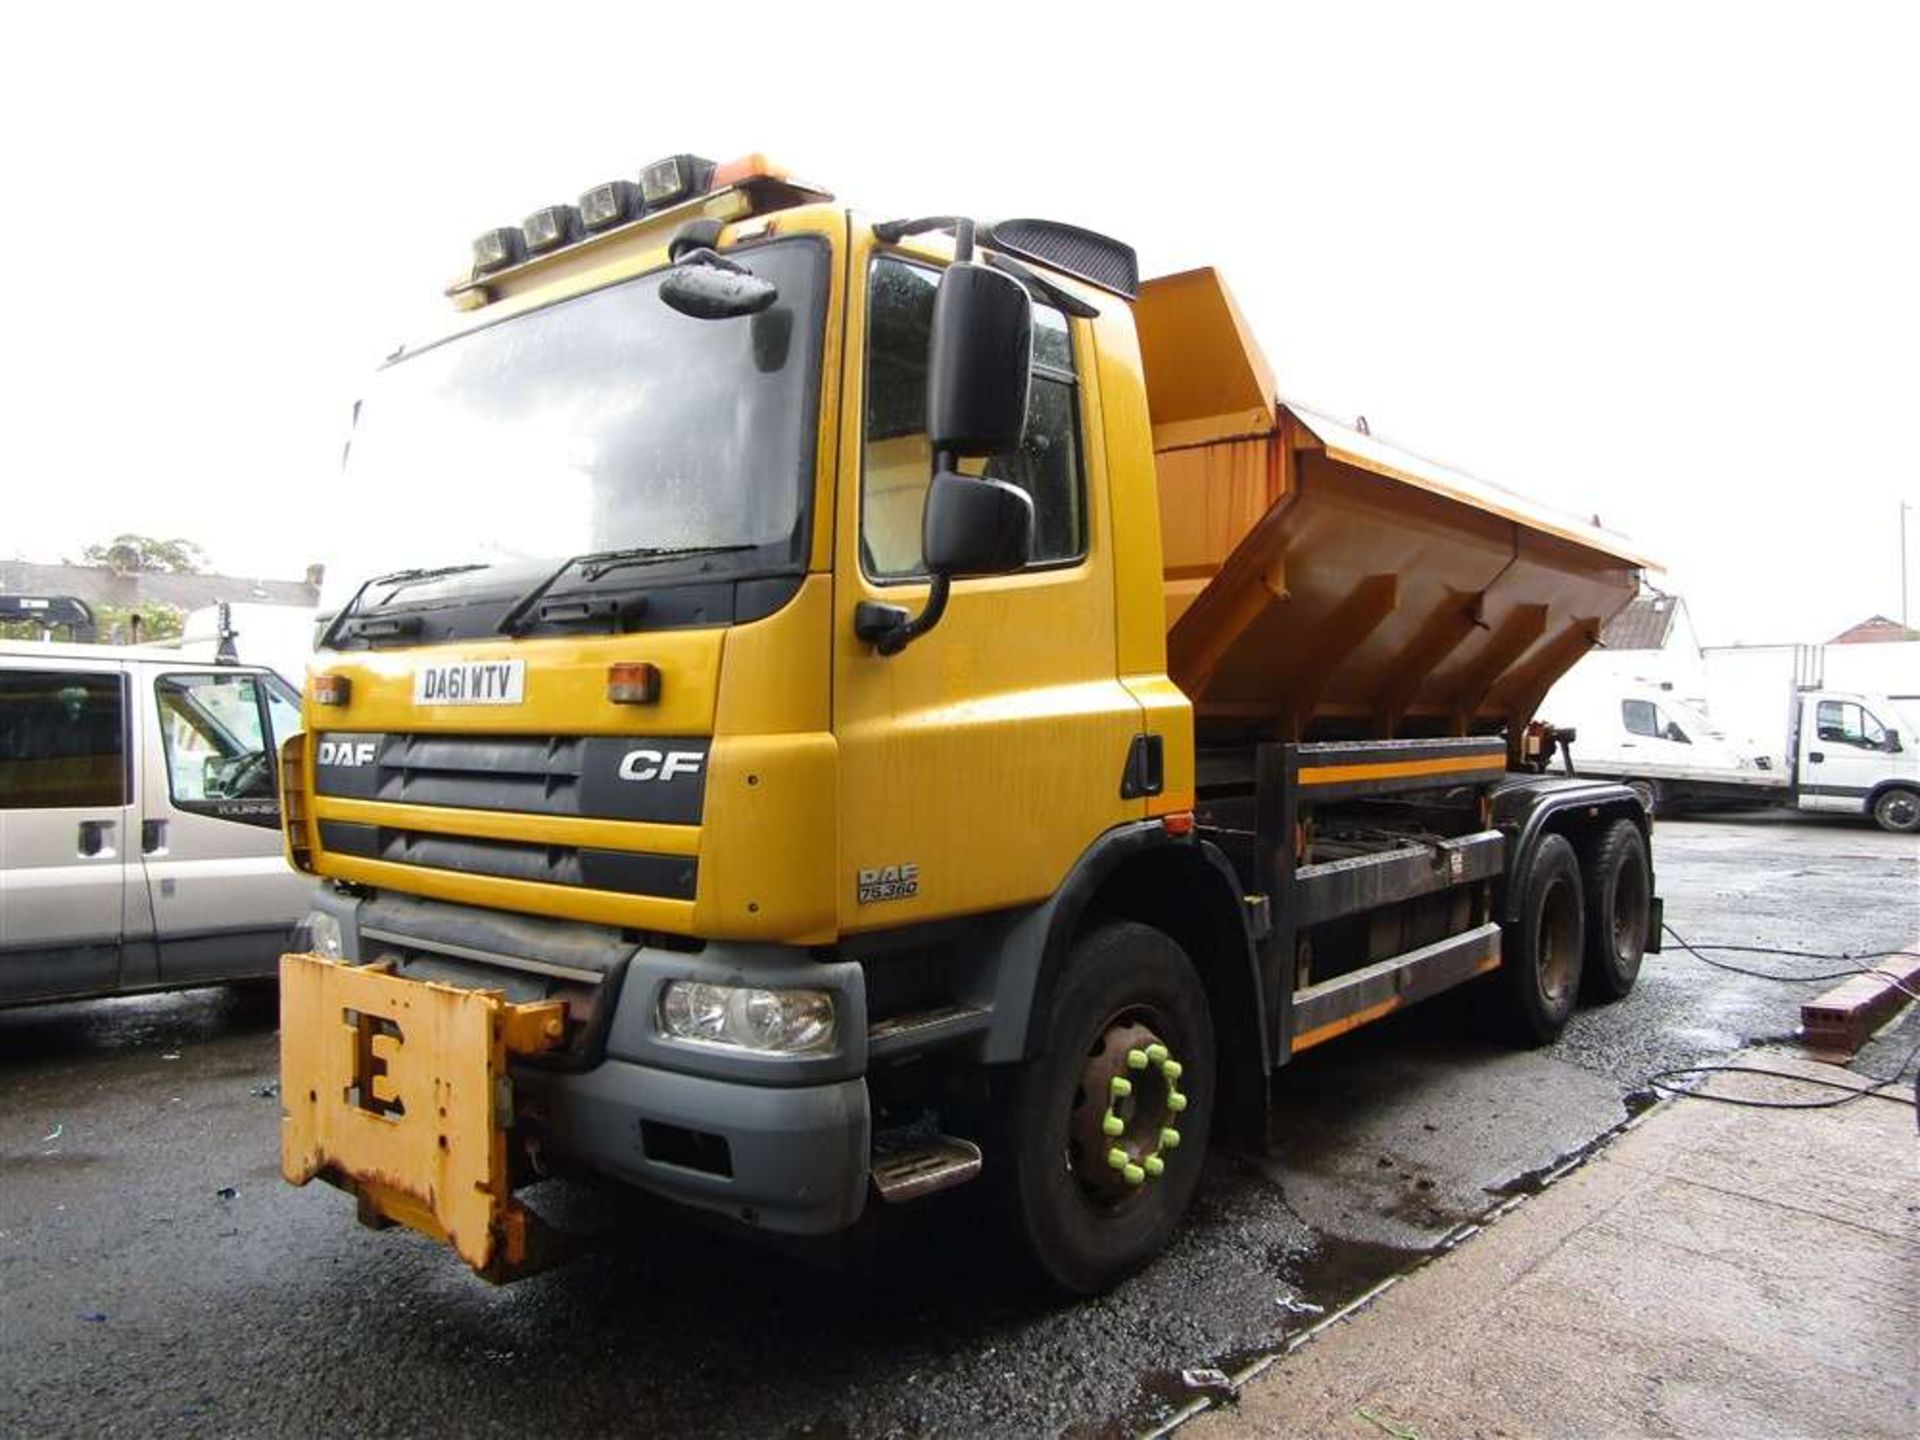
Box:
[519,1060,870,1236]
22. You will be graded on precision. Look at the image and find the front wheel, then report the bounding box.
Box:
[1497,833,1586,1046]
[998,921,1216,1295]
[1871,787,1920,834]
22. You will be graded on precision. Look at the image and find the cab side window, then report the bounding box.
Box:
[1621,699,1660,738]
[0,670,126,809]
[862,256,1085,579]
[1817,700,1886,749]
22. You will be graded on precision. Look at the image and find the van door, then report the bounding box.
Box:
[141,666,311,984]
[0,662,133,1004]
[1802,693,1896,816]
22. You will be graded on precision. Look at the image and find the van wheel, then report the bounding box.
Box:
[1498,833,1586,1046]
[999,921,1215,1295]
[1871,787,1920,834]
[1580,820,1650,1001]
[1627,779,1661,817]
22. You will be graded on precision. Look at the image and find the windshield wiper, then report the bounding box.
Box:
[496,544,759,636]
[318,563,493,649]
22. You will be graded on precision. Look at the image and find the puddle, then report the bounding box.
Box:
[1096,1230,1435,1437]
[1105,1085,1665,1436]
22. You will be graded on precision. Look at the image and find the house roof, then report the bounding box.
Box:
[1829,614,1913,645]
[0,560,320,613]
[1600,593,1679,650]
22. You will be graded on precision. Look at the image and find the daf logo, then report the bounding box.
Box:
[617,749,705,783]
[317,740,377,767]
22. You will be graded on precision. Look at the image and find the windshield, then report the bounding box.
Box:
[327,237,827,614]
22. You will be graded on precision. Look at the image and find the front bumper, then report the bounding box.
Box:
[517,1061,870,1235]
[290,887,874,1258]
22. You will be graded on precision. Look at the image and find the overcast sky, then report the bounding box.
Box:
[4,2,1914,646]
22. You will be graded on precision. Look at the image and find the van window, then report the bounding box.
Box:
[861,255,1085,579]
[1621,699,1660,738]
[0,670,127,809]
[156,672,278,812]
[1816,699,1887,749]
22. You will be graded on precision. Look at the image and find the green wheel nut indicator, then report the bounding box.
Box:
[1108,1147,1129,1170]
[1160,1127,1181,1149]
[1122,1163,1146,1186]
[1110,1075,1132,1099]
[1126,1048,1149,1070]
[1102,1113,1125,1137]
[1143,1155,1165,1178]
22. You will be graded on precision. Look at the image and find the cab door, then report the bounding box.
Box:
[1801,694,1896,815]
[0,660,134,1003]
[831,250,1144,934]
[141,665,312,983]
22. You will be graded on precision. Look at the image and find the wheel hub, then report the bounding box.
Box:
[1070,1019,1188,1200]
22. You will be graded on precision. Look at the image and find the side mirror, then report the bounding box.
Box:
[927,262,1032,456]
[659,255,778,320]
[924,470,1033,577]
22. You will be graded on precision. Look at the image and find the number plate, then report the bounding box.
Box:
[412,659,526,706]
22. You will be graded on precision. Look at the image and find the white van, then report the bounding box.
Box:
[0,642,315,1006]
[1542,674,1920,831]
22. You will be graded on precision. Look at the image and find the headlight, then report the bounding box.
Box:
[301,910,345,961]
[658,980,836,1055]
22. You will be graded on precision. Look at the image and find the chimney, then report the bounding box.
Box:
[304,563,326,590]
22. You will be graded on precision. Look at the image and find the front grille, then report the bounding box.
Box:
[315,731,709,825]
[321,821,697,901]
[313,731,706,904]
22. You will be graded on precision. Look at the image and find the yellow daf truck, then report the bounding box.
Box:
[280,153,1659,1293]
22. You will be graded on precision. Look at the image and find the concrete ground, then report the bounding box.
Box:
[1,815,1914,1435]
[1190,1045,1919,1440]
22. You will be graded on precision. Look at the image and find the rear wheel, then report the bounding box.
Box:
[1498,833,1586,1045]
[1579,819,1651,1001]
[999,921,1215,1295]
[1871,787,1920,834]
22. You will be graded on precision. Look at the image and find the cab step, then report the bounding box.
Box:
[871,1135,983,1203]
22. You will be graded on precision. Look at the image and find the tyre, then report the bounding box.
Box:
[1626,779,1661,817]
[1497,832,1586,1045]
[1871,787,1920,834]
[1579,819,1651,1001]
[998,921,1215,1295]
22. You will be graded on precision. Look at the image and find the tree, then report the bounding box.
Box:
[81,534,209,576]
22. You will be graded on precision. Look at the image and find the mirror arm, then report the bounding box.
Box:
[856,575,951,657]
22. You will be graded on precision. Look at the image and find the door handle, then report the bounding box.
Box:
[142,819,169,854]
[1808,751,1824,764]
[77,819,115,857]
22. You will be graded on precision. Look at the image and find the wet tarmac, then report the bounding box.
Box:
[2,814,1915,1437]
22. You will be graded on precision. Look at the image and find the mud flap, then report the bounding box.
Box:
[279,952,565,1279]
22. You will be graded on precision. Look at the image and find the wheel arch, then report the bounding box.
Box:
[1866,779,1920,822]
[995,821,1270,1146]
[1491,779,1655,938]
